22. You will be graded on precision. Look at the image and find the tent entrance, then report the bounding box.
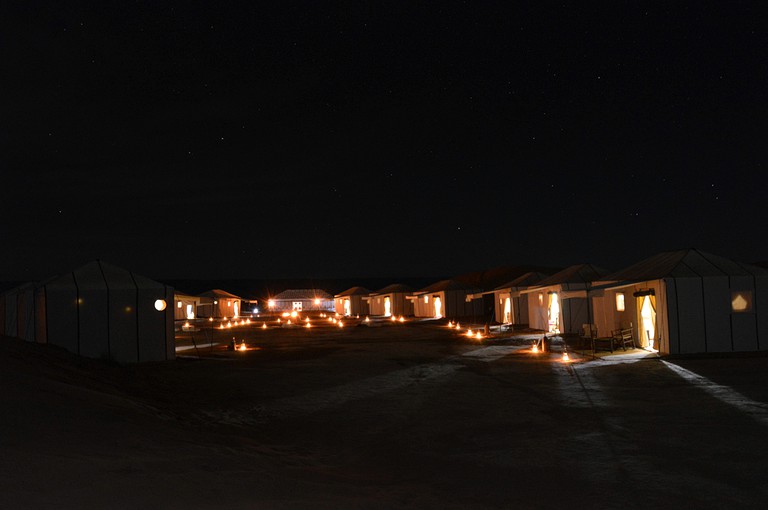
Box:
[547,292,560,333]
[433,295,443,318]
[384,296,391,316]
[638,295,657,351]
[503,298,512,323]
[186,304,195,320]
[343,298,351,316]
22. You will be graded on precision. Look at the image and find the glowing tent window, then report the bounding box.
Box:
[731,291,753,313]
[177,301,182,308]
[615,292,625,312]
[547,293,560,333]
[154,299,167,311]
[424,295,429,303]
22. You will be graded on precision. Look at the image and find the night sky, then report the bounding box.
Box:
[2,2,766,282]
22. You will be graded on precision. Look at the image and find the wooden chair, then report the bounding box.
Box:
[611,327,635,351]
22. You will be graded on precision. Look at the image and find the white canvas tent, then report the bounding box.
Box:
[364,284,414,317]
[0,261,175,363]
[196,289,242,319]
[468,272,550,326]
[174,293,201,321]
[592,249,768,355]
[522,264,611,335]
[408,279,483,320]
[334,287,371,316]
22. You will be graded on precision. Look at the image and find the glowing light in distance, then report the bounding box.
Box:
[399,317,404,322]
[268,299,275,308]
[314,298,320,305]
[290,311,298,318]
[262,323,267,329]
[562,352,570,362]
[154,299,167,311]
[239,343,247,352]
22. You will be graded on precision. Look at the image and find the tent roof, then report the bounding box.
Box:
[494,271,550,291]
[602,249,768,281]
[199,289,243,299]
[272,289,333,300]
[335,286,371,297]
[536,264,612,287]
[371,283,413,295]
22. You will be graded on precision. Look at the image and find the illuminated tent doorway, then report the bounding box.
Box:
[384,296,391,316]
[343,298,351,316]
[503,297,512,323]
[637,294,657,350]
[434,296,443,318]
[547,292,560,333]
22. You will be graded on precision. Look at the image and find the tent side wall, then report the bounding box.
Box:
[0,295,5,336]
[44,275,80,355]
[101,263,140,363]
[527,291,547,331]
[757,275,768,351]
[5,291,18,338]
[34,288,47,344]
[73,263,110,360]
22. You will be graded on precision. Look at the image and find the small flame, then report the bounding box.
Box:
[562,352,570,362]
[532,344,539,353]
[365,316,370,322]
[391,315,396,321]
[338,321,344,328]
[219,324,224,329]
[209,317,214,322]
[475,331,482,340]
[245,318,251,324]
[239,343,247,351]
[226,322,232,328]
[305,322,311,328]
[183,321,190,328]
[291,311,298,318]
[399,316,404,322]
[277,318,281,323]
[466,329,473,337]
[262,323,267,329]
[287,319,292,325]
[448,321,454,328]
[456,322,461,329]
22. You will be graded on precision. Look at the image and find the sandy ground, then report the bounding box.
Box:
[2,318,768,509]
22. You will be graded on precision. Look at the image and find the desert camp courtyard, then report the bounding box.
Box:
[2,319,768,509]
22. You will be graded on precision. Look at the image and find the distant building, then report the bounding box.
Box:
[0,260,174,363]
[365,284,414,317]
[268,289,334,312]
[334,287,371,316]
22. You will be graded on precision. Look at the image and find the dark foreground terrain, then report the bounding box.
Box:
[2,320,768,509]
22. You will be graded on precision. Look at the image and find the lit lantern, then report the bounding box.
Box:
[246,318,251,324]
[475,331,482,340]
[399,316,404,322]
[466,329,473,337]
[338,321,344,328]
[209,317,214,322]
[219,324,224,329]
[262,323,267,329]
[391,315,396,322]
[154,299,167,311]
[562,352,570,362]
[227,322,232,328]
[532,344,539,353]
[277,318,281,323]
[314,298,320,305]
[305,322,311,328]
[291,311,298,318]
[239,342,247,351]
[456,322,461,329]
[365,316,370,322]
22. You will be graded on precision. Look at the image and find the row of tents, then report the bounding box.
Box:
[324,249,768,356]
[2,249,766,361]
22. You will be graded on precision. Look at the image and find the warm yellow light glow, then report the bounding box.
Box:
[177,301,182,308]
[475,331,482,340]
[399,316,404,322]
[219,324,224,329]
[391,315,396,322]
[154,299,167,311]
[282,312,290,317]
[239,342,247,352]
[365,316,370,322]
[262,322,267,329]
[562,352,570,362]
[314,298,320,305]
[268,299,275,308]
[226,322,232,328]
[246,318,251,324]
[287,320,292,325]
[424,295,429,303]
[448,321,454,328]
[305,317,310,322]
[615,292,625,312]
[290,311,298,318]
[466,329,473,337]
[456,322,461,329]
[732,292,752,312]
[338,321,344,328]
[209,317,214,322]
[186,304,195,320]
[277,318,282,323]
[306,322,311,328]
[183,321,190,328]
[532,344,539,353]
